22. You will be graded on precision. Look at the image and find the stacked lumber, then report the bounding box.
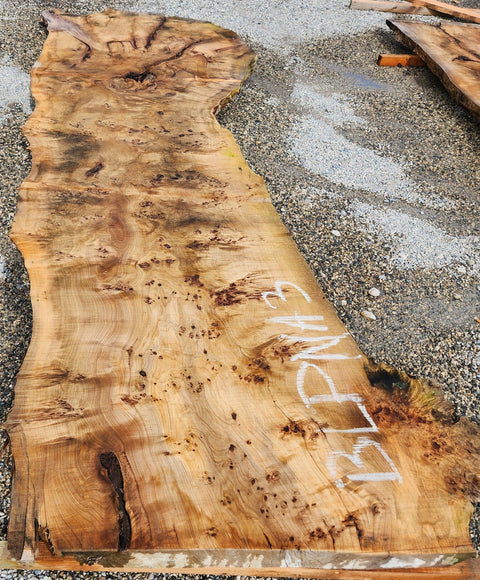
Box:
[351,0,480,121]
[4,7,480,576]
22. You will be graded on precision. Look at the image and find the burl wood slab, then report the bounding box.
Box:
[388,20,480,121]
[4,9,480,575]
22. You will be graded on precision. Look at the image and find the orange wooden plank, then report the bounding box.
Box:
[377,54,426,66]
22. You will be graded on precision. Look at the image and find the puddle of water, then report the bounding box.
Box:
[322,60,389,91]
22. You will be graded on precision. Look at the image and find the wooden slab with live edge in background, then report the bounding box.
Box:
[349,0,440,16]
[4,8,480,576]
[403,0,480,24]
[387,19,480,121]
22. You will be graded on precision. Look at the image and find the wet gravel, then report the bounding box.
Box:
[0,0,479,577]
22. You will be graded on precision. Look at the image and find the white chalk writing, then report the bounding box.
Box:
[296,361,378,434]
[263,280,402,488]
[270,314,328,332]
[262,281,312,310]
[327,437,402,488]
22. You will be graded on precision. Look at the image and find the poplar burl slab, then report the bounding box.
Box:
[4,9,480,575]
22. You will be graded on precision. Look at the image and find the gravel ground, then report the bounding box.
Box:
[0,0,479,578]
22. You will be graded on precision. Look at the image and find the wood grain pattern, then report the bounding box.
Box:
[388,19,480,120]
[4,9,480,574]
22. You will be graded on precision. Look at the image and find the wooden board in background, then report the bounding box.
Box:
[350,0,440,15]
[4,8,480,575]
[404,0,480,24]
[388,19,480,120]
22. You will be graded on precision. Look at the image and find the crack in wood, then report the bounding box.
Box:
[85,162,104,178]
[438,25,480,62]
[144,17,167,49]
[99,452,132,551]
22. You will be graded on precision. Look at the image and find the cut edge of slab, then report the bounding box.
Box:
[0,542,477,576]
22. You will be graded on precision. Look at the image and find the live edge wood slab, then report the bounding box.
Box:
[4,9,480,576]
[387,20,480,122]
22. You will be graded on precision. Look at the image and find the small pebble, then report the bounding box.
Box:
[368,287,381,297]
[453,293,462,301]
[331,229,341,237]
[340,299,347,307]
[361,310,377,321]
